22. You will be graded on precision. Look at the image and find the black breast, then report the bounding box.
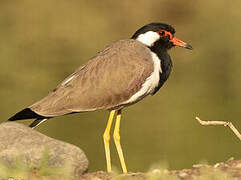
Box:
[150,49,173,95]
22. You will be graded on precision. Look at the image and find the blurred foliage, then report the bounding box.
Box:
[0,150,72,180]
[0,155,237,180]
[1,0,241,173]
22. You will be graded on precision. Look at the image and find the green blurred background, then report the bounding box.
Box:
[1,0,240,172]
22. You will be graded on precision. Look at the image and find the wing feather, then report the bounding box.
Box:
[30,39,154,116]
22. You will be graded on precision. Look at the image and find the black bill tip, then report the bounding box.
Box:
[185,43,193,50]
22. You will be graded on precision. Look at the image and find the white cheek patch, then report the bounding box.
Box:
[136,31,160,47]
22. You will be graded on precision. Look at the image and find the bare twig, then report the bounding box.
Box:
[195,116,241,141]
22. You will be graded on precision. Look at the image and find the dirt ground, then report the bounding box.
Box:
[80,159,241,180]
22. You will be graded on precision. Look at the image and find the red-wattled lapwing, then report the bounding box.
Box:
[9,23,192,173]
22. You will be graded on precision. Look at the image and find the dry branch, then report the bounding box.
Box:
[195,116,241,141]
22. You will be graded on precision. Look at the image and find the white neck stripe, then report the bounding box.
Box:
[136,31,160,47]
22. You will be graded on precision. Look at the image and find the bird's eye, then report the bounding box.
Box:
[158,30,165,36]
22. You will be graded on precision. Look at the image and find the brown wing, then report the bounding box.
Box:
[30,39,154,117]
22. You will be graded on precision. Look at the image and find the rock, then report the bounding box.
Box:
[0,122,88,178]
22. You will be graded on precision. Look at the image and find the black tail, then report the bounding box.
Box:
[8,108,45,121]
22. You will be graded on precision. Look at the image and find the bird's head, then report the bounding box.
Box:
[132,23,192,50]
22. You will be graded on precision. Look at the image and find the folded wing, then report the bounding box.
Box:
[30,39,154,117]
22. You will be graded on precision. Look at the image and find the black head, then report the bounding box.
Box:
[132,23,192,50]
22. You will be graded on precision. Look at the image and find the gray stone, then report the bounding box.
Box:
[0,122,88,177]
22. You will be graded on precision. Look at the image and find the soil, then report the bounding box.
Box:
[80,159,241,180]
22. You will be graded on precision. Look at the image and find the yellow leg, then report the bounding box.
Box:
[113,109,128,173]
[103,110,116,173]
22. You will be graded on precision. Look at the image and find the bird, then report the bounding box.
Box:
[9,22,192,173]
